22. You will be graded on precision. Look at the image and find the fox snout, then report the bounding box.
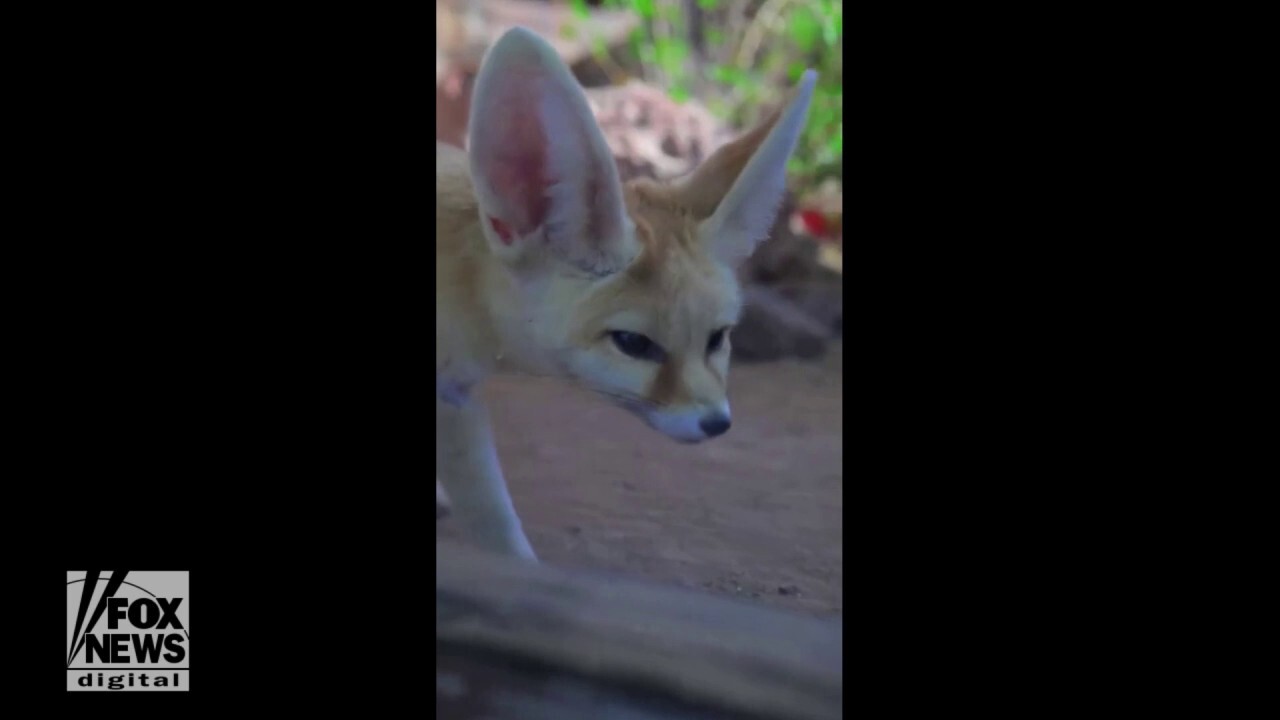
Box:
[699,412,732,438]
[645,402,733,444]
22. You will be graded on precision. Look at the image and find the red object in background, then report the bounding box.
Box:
[799,209,828,238]
[795,206,842,244]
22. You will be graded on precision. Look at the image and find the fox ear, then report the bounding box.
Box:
[467,27,634,275]
[677,71,817,265]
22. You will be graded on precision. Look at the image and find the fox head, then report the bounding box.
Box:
[466,27,816,444]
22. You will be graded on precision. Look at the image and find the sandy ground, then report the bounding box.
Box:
[437,344,843,617]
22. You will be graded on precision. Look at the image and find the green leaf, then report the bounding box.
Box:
[671,83,689,103]
[654,37,688,76]
[711,64,747,89]
[696,0,719,9]
[634,0,656,20]
[570,0,589,20]
[789,7,821,52]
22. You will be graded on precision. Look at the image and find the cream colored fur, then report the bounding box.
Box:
[436,27,816,560]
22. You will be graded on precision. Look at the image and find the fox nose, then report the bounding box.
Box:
[699,413,732,438]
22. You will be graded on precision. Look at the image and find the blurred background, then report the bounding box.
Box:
[437,0,843,618]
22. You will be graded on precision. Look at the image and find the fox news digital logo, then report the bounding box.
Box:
[67,571,189,692]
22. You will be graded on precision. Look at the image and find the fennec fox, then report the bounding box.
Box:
[437,27,816,560]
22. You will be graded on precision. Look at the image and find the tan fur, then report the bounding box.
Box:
[436,27,816,561]
[436,145,749,405]
[436,143,502,385]
[669,108,780,219]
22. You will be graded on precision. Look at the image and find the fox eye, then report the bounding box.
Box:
[609,331,665,362]
[707,327,730,355]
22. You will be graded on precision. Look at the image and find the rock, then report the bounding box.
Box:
[583,81,734,182]
[774,271,843,337]
[733,285,831,362]
[747,226,819,286]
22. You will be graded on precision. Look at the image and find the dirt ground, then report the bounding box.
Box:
[437,343,843,617]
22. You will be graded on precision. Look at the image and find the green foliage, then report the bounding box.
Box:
[580,0,843,188]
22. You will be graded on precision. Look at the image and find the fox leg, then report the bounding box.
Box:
[436,393,537,560]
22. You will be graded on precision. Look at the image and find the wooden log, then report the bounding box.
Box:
[437,540,843,720]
